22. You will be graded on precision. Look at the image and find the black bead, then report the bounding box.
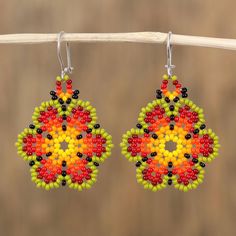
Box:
[62,161,67,167]
[62,114,67,120]
[76,134,83,140]
[50,90,56,96]
[29,160,35,166]
[135,161,142,167]
[73,89,80,95]
[47,134,53,140]
[168,162,173,168]
[86,157,92,162]
[142,157,148,162]
[94,162,99,167]
[51,95,58,100]
[169,105,175,111]
[192,158,198,163]
[181,87,188,93]
[29,124,35,129]
[94,124,100,129]
[168,171,173,177]
[165,97,170,103]
[151,152,157,157]
[62,125,67,131]
[37,128,43,134]
[61,180,66,186]
[72,94,78,99]
[184,153,190,159]
[156,89,162,95]
[156,94,162,99]
[62,170,67,177]
[182,93,188,98]
[200,162,206,168]
[173,97,179,103]
[168,179,172,185]
[185,134,191,140]
[144,128,150,134]
[76,134,83,139]
[136,123,142,129]
[66,98,71,104]
[77,152,83,158]
[36,156,42,162]
[200,124,206,130]
[86,128,92,133]
[46,152,52,157]
[59,98,64,104]
[170,115,175,121]
[193,129,199,134]
[169,124,174,130]
[152,133,158,139]
[61,105,67,111]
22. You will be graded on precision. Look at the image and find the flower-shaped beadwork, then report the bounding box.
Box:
[16,75,113,190]
[120,74,220,192]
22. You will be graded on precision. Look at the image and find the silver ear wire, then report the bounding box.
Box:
[57,31,73,78]
[165,31,175,77]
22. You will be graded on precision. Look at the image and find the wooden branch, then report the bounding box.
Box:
[0,32,235,50]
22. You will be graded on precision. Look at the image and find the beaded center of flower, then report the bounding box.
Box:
[149,126,192,166]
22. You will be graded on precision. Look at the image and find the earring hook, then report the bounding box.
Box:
[165,31,175,77]
[57,31,73,79]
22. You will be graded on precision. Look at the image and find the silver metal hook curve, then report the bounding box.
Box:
[165,31,175,77]
[57,31,73,78]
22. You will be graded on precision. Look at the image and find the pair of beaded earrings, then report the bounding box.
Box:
[16,32,220,192]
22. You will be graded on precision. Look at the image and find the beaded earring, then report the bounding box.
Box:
[120,32,220,192]
[16,32,113,191]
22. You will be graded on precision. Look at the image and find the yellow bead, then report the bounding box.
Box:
[58,136,63,142]
[169,94,174,100]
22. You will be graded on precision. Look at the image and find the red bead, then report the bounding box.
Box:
[163,79,168,84]
[66,117,71,122]
[66,79,72,84]
[41,159,46,165]
[78,106,83,111]
[192,154,198,159]
[177,178,182,183]
[184,181,189,186]
[161,84,167,89]
[166,117,171,122]
[173,80,178,85]
[174,117,179,122]
[72,108,77,114]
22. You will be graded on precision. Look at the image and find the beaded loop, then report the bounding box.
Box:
[16,75,113,190]
[120,74,220,192]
